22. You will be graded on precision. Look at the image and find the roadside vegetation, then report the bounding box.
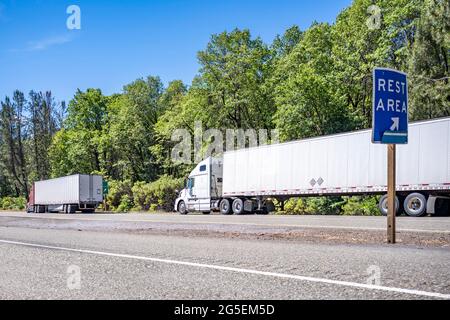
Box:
[278,196,381,216]
[0,0,448,214]
[0,197,26,211]
[106,176,184,212]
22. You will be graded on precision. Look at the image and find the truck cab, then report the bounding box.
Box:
[175,157,223,214]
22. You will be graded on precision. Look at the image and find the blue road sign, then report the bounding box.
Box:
[372,68,408,144]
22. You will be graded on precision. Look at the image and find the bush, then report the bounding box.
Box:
[279,197,344,215]
[131,181,153,211]
[304,197,344,215]
[282,198,308,215]
[106,180,133,210]
[341,196,380,216]
[116,194,133,213]
[1,196,27,210]
[278,196,380,216]
[132,175,184,212]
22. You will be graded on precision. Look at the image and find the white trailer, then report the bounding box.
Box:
[175,117,450,216]
[28,174,103,214]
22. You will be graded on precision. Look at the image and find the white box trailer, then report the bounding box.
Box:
[175,117,450,216]
[28,174,103,214]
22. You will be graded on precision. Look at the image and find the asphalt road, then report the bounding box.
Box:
[0,212,449,300]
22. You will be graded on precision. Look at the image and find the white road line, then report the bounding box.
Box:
[0,239,449,299]
[1,215,450,234]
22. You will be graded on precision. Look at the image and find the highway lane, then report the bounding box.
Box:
[1,211,450,233]
[0,225,449,299]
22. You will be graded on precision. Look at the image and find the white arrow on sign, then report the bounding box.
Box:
[390,117,399,131]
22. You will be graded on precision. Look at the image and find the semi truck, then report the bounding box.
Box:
[27,174,104,214]
[175,117,450,217]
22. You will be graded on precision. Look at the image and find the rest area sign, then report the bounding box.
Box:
[372,68,408,144]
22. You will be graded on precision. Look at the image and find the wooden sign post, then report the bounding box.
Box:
[387,144,396,244]
[373,68,408,244]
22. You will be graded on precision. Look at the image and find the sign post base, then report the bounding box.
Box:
[387,144,396,244]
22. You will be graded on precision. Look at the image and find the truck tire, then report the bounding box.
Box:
[378,195,399,216]
[403,193,427,217]
[232,198,245,215]
[68,205,76,214]
[177,201,188,215]
[220,199,232,215]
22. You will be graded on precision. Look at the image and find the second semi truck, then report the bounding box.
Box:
[175,117,450,216]
[27,174,103,214]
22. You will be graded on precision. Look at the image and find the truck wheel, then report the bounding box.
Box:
[232,198,245,215]
[68,205,76,214]
[177,201,188,215]
[378,195,399,216]
[403,193,427,217]
[220,199,232,215]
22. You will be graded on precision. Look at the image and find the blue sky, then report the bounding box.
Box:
[0,0,352,103]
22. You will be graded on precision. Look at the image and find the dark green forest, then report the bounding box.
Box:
[1,0,449,213]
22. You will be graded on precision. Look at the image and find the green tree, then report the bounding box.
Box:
[27,91,60,181]
[272,25,303,58]
[49,89,108,176]
[332,0,423,128]
[151,80,188,176]
[408,0,450,119]
[107,76,165,181]
[273,23,355,141]
[0,91,29,196]
[196,29,275,130]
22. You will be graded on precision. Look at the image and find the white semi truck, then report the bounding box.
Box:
[175,117,450,216]
[27,174,104,214]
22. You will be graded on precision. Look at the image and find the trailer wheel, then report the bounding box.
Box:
[68,205,76,214]
[220,199,232,215]
[378,195,399,216]
[403,193,427,217]
[177,201,188,215]
[232,198,245,215]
